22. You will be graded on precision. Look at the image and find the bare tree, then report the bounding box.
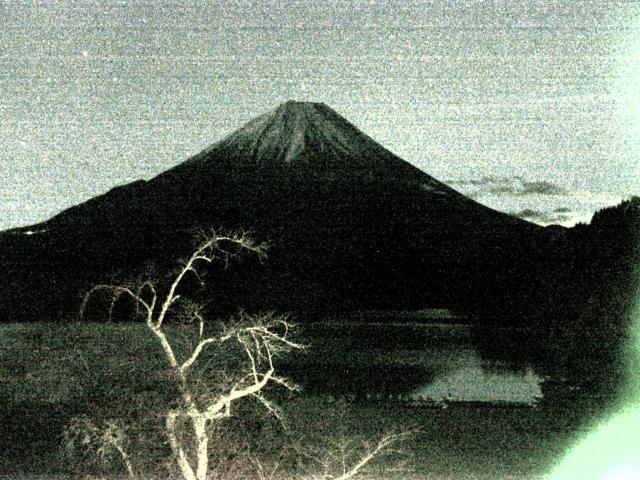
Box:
[79,231,302,480]
[289,400,414,480]
[63,415,136,478]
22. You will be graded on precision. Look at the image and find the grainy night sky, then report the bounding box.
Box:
[1,0,639,230]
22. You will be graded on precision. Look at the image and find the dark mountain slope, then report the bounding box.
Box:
[0,101,547,321]
[519,197,640,390]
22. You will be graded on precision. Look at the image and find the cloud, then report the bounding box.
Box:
[553,207,572,214]
[514,208,542,219]
[449,175,517,187]
[447,175,626,227]
[448,176,567,197]
[520,181,567,196]
[512,208,572,225]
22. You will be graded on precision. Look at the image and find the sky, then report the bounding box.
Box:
[1,0,639,230]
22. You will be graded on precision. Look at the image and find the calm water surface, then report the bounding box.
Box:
[285,319,550,405]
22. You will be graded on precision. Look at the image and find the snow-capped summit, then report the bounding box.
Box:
[163,101,450,192]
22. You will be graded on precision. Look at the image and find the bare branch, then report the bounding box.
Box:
[108,292,120,322]
[171,297,207,339]
[154,232,265,329]
[246,326,305,350]
[79,284,152,321]
[332,432,412,480]
[269,375,300,392]
[191,255,214,265]
[136,280,157,320]
[239,335,259,383]
[251,392,282,421]
[148,324,180,370]
[202,364,276,422]
[187,265,206,287]
[179,337,218,374]
[252,455,283,480]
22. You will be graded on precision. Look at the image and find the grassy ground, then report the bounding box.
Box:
[0,322,613,479]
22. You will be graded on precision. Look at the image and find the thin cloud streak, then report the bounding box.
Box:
[448,176,568,197]
[448,175,627,226]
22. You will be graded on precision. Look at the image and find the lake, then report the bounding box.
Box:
[282,315,560,406]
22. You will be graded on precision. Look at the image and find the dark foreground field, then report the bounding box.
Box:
[0,322,617,479]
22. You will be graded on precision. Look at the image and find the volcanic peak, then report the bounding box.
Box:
[178,100,434,187]
[222,100,361,164]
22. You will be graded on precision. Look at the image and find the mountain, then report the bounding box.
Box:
[0,101,548,321]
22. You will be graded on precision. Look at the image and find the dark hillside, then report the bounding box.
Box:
[508,197,640,388]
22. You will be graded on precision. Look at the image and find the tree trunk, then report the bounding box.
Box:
[193,416,209,480]
[166,412,198,480]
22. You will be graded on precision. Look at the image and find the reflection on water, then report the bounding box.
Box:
[293,320,546,405]
[410,350,543,405]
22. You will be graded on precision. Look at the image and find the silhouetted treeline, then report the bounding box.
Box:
[504,197,639,385]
